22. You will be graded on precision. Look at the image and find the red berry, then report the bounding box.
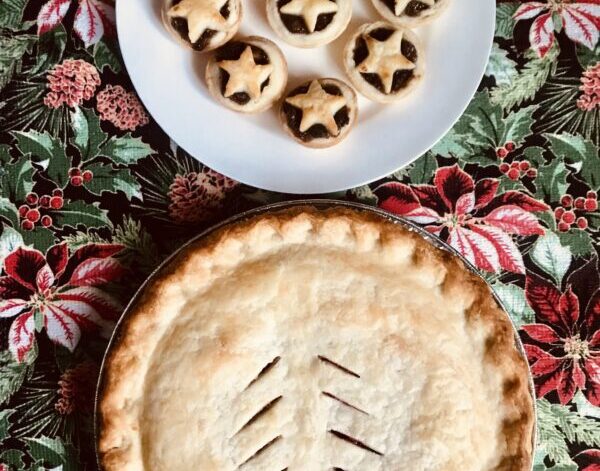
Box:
[69,167,81,177]
[26,209,40,223]
[526,169,538,178]
[49,196,63,209]
[40,215,52,228]
[18,205,29,218]
[21,220,34,231]
[561,195,573,208]
[507,168,520,181]
[71,175,83,186]
[586,190,597,200]
[499,163,510,174]
[558,221,570,232]
[505,141,516,152]
[25,193,38,205]
[554,207,565,220]
[562,210,576,225]
[39,195,51,207]
[584,198,598,212]
[575,197,586,210]
[52,188,63,197]
[496,148,508,159]
[576,217,588,230]
[519,161,530,171]
[510,161,520,169]
[82,170,93,182]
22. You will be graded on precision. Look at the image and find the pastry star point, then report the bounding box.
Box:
[218,46,273,100]
[279,0,338,33]
[285,80,347,136]
[168,0,230,43]
[358,30,416,94]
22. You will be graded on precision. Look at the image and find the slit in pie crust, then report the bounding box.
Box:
[371,0,450,27]
[98,206,535,471]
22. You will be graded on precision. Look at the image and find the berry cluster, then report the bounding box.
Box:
[18,190,64,231]
[496,141,516,159]
[499,160,537,181]
[69,168,93,186]
[554,191,598,232]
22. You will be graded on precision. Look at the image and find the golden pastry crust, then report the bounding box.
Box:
[371,0,450,27]
[344,22,424,104]
[266,0,352,48]
[98,206,534,471]
[162,0,242,52]
[206,36,288,113]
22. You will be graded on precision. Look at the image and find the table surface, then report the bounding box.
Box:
[0,0,599,469]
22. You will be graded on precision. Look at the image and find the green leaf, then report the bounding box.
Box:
[24,436,66,466]
[70,107,108,162]
[0,225,24,267]
[537,160,569,202]
[572,391,600,419]
[491,282,535,328]
[99,134,154,165]
[544,133,600,188]
[536,399,578,466]
[458,91,504,148]
[558,230,594,257]
[0,449,26,469]
[348,185,378,205]
[0,35,36,92]
[502,105,537,148]
[13,130,70,186]
[83,162,142,201]
[33,26,67,74]
[0,409,14,444]
[430,128,474,159]
[530,233,572,284]
[0,0,29,30]
[52,201,111,230]
[0,198,20,228]
[577,43,600,69]
[485,43,517,86]
[523,146,546,166]
[0,351,30,406]
[93,40,122,73]
[495,2,519,39]
[0,157,34,202]
[409,153,437,184]
[20,226,56,253]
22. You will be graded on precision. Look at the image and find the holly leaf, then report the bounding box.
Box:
[496,2,519,39]
[544,133,600,188]
[70,107,107,162]
[0,0,30,30]
[93,40,122,73]
[0,35,36,92]
[20,227,56,253]
[0,351,30,406]
[491,282,535,328]
[536,160,569,202]
[51,200,111,229]
[0,198,20,228]
[558,230,594,257]
[13,130,70,186]
[0,409,13,444]
[455,91,503,149]
[24,436,65,467]
[0,157,34,202]
[530,232,572,285]
[523,146,546,166]
[501,105,537,148]
[485,43,517,86]
[577,43,600,69]
[430,128,474,159]
[99,134,154,164]
[409,153,437,184]
[0,449,26,469]
[33,25,67,74]
[83,162,142,201]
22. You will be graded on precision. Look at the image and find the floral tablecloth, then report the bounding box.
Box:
[0,0,599,469]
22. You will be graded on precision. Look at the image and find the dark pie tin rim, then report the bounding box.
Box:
[94,199,537,469]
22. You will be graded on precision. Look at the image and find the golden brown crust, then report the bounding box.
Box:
[98,205,534,471]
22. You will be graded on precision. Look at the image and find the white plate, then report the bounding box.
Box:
[116,0,495,193]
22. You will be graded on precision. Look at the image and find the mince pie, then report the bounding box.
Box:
[206,37,288,113]
[163,0,242,52]
[266,0,352,48]
[98,206,535,471]
[280,78,357,148]
[344,22,424,103]
[371,0,449,27]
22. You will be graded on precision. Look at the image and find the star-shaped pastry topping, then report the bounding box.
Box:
[279,0,338,33]
[393,0,434,16]
[168,0,229,43]
[357,30,416,94]
[218,46,273,100]
[285,80,347,135]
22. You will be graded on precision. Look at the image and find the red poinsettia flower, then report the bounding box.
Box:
[37,0,115,47]
[521,273,600,406]
[0,243,124,361]
[575,449,600,471]
[514,1,600,58]
[374,165,549,274]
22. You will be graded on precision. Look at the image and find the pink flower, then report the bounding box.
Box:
[521,273,600,406]
[168,169,238,224]
[43,59,101,109]
[0,243,124,361]
[514,1,600,58]
[55,360,99,415]
[578,62,600,111]
[374,165,549,273]
[96,85,149,131]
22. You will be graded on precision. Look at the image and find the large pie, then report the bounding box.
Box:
[97,206,534,470]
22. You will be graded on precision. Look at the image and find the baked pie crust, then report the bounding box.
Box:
[266,0,352,48]
[371,0,449,27]
[162,0,242,52]
[98,206,534,471]
[280,78,357,148]
[344,22,424,103]
[206,37,288,113]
